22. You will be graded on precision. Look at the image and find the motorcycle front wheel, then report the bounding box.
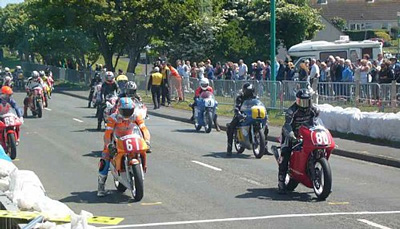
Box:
[37,101,43,118]
[312,158,332,200]
[252,128,265,159]
[204,111,213,133]
[131,163,144,201]
[7,133,17,160]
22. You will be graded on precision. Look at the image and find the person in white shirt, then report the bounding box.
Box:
[238,59,248,80]
[309,58,320,89]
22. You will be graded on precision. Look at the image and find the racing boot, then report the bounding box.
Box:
[226,123,233,156]
[97,174,107,197]
[278,174,286,194]
[23,106,28,118]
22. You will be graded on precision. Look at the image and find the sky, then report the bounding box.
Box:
[0,0,24,8]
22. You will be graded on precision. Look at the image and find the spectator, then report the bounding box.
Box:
[286,62,295,81]
[205,59,214,80]
[299,62,309,81]
[191,62,198,78]
[360,59,370,84]
[378,61,395,84]
[214,62,224,96]
[276,59,286,81]
[177,60,190,93]
[265,61,271,81]
[370,60,380,83]
[197,62,205,79]
[377,53,384,66]
[233,63,239,80]
[342,59,354,82]
[309,58,320,89]
[250,63,257,79]
[335,58,344,82]
[167,63,183,101]
[238,59,248,80]
[255,61,263,81]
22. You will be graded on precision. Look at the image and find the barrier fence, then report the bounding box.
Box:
[21,62,400,111]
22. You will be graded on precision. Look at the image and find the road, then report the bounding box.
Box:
[10,92,400,229]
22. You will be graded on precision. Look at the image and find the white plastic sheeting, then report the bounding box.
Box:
[317,104,400,142]
[0,158,97,228]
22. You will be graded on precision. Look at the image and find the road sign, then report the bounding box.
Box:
[140,52,147,59]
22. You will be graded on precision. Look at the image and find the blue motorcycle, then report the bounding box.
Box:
[194,91,218,133]
[234,98,268,158]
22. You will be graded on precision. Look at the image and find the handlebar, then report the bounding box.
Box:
[292,139,303,150]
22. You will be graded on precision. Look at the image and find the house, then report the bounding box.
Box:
[310,0,400,31]
[312,16,344,42]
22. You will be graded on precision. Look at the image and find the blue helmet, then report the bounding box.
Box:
[118,97,135,118]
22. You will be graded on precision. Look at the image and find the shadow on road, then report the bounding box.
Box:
[203,151,252,159]
[173,129,200,133]
[82,115,96,118]
[59,191,134,204]
[83,151,102,158]
[236,188,317,202]
[72,128,103,133]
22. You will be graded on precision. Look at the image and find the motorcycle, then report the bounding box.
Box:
[110,125,148,201]
[271,118,334,200]
[0,113,22,160]
[194,91,218,133]
[97,93,118,129]
[26,82,45,118]
[42,81,51,108]
[89,82,102,108]
[15,73,25,89]
[233,98,267,159]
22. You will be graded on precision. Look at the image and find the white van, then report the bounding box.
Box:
[288,37,382,67]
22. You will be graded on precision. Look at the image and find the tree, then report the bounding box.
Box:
[331,17,347,31]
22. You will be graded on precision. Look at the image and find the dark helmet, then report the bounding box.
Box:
[242,82,255,98]
[296,89,312,109]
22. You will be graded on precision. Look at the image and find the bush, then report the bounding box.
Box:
[374,31,391,41]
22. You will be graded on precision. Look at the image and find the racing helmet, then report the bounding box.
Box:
[1,86,13,99]
[4,67,10,73]
[125,81,137,97]
[16,66,22,70]
[105,71,115,83]
[32,71,39,79]
[200,78,209,90]
[39,70,45,77]
[296,89,312,109]
[4,76,12,83]
[242,82,255,98]
[118,97,135,119]
[154,67,160,72]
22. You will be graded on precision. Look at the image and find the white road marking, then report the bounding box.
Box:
[191,160,222,171]
[239,177,263,186]
[98,211,400,229]
[357,219,391,229]
[44,108,52,111]
[73,118,84,123]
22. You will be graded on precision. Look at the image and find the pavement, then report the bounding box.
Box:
[59,90,400,169]
[5,91,400,229]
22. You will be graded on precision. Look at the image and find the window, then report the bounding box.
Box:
[320,51,347,62]
[317,0,328,5]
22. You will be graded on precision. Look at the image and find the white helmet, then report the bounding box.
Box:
[200,78,209,90]
[154,67,160,72]
[32,71,39,78]
[4,67,10,72]
[4,76,11,82]
[16,66,22,70]
[105,71,114,82]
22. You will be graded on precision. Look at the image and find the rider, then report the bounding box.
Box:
[98,71,119,130]
[190,78,220,131]
[88,72,102,107]
[97,97,150,197]
[278,89,319,194]
[0,86,23,119]
[226,83,260,155]
[115,69,129,94]
[23,71,44,118]
[119,81,141,102]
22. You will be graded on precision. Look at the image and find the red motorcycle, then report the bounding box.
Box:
[26,83,45,118]
[272,118,335,200]
[0,113,22,160]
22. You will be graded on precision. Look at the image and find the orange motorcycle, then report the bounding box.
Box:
[110,125,148,201]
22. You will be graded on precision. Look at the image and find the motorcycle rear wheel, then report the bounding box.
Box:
[131,164,144,201]
[234,132,245,154]
[313,158,332,200]
[7,134,17,160]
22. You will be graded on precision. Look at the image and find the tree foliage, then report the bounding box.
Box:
[0,0,324,70]
[331,17,347,31]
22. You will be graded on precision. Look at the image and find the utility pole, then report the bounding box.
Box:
[270,0,277,108]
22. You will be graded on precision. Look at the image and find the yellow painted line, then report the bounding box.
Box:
[140,202,162,206]
[328,202,349,205]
